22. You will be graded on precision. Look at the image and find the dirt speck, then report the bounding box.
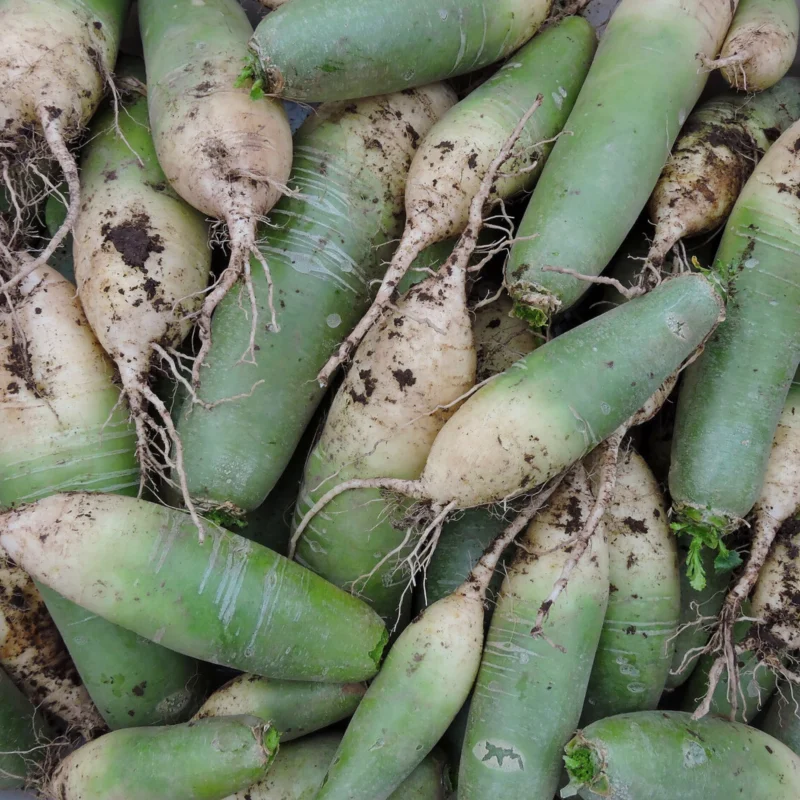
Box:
[101,213,164,269]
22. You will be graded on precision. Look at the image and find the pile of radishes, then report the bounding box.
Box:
[1,0,800,798]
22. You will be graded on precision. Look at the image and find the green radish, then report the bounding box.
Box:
[706,0,799,91]
[458,466,608,800]
[504,0,738,326]
[761,682,800,755]
[312,478,563,800]
[247,0,552,103]
[292,274,724,543]
[562,710,800,799]
[292,248,477,625]
[317,17,596,382]
[647,78,800,268]
[74,57,211,524]
[226,732,451,800]
[176,85,455,515]
[669,118,800,590]
[0,557,104,735]
[0,665,50,790]
[47,715,279,800]
[194,674,366,741]
[0,264,207,730]
[138,0,292,378]
[580,448,679,725]
[666,545,731,689]
[44,188,75,285]
[0,0,130,287]
[0,493,388,683]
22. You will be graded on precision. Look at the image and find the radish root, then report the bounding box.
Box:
[531,426,626,636]
[317,94,545,388]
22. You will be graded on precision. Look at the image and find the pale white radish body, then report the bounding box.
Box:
[0,0,129,285]
[74,63,211,523]
[710,0,799,91]
[138,0,293,382]
[0,557,104,734]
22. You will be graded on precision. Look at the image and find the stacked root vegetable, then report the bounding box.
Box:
[1,0,800,798]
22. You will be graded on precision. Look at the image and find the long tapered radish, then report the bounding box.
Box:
[48,716,279,800]
[194,675,366,741]
[0,0,130,286]
[138,0,292,380]
[0,263,208,730]
[247,0,552,103]
[458,466,608,800]
[176,86,455,516]
[563,711,800,800]
[292,274,724,546]
[669,119,800,589]
[0,665,50,790]
[504,0,738,326]
[313,480,562,800]
[293,262,476,624]
[317,17,595,382]
[647,78,800,268]
[0,557,104,734]
[225,733,451,800]
[73,57,211,529]
[704,0,799,91]
[580,448,679,725]
[0,493,388,682]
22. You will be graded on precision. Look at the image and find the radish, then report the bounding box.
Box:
[0,263,208,730]
[580,448,679,725]
[226,732,450,800]
[703,0,799,91]
[292,274,724,555]
[176,85,455,516]
[682,378,800,712]
[0,557,104,735]
[47,715,279,800]
[669,119,800,591]
[0,493,388,683]
[247,0,553,103]
[0,0,130,288]
[194,674,366,741]
[312,479,563,800]
[317,16,596,382]
[647,78,800,269]
[458,466,608,800]
[505,0,738,326]
[562,710,800,799]
[761,681,800,755]
[0,665,50,790]
[72,57,211,531]
[138,0,292,382]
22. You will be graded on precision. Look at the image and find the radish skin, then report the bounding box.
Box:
[761,681,800,755]
[176,86,455,515]
[458,467,608,800]
[48,716,279,800]
[0,493,388,683]
[0,557,104,735]
[505,0,738,325]
[138,0,293,380]
[712,0,799,91]
[647,78,800,268]
[73,58,211,517]
[194,675,366,741]
[0,0,130,284]
[563,710,800,799]
[669,118,800,587]
[317,17,595,381]
[248,0,552,103]
[580,449,679,725]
